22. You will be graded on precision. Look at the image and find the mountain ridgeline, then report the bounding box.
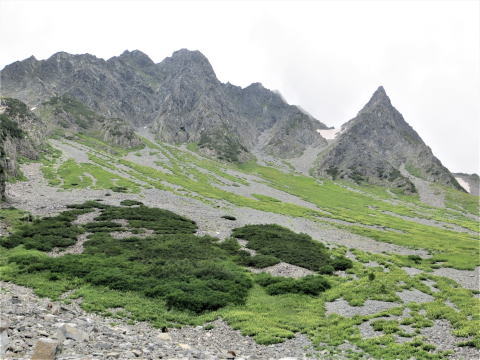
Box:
[1,49,328,162]
[0,49,465,193]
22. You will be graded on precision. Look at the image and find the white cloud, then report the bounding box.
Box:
[1,0,478,173]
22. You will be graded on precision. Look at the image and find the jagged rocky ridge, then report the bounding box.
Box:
[312,87,462,192]
[0,50,465,191]
[1,49,329,161]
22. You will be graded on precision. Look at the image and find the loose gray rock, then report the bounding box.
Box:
[31,339,60,360]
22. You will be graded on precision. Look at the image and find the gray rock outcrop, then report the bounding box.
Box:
[311,87,462,192]
[0,97,45,201]
[1,49,329,161]
[36,95,143,149]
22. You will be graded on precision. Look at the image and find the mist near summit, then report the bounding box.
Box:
[1,0,478,173]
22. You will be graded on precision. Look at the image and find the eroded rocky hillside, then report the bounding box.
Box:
[1,49,329,161]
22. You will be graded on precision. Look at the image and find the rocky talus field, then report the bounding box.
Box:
[0,131,479,360]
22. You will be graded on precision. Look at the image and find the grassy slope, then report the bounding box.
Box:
[1,213,478,359]
[50,135,478,269]
[1,135,479,359]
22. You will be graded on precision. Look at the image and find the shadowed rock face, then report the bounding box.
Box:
[1,49,328,161]
[0,98,45,201]
[312,87,462,192]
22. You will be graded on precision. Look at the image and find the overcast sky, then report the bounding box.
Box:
[1,0,478,173]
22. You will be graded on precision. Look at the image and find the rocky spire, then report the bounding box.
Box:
[360,86,393,113]
[312,86,462,192]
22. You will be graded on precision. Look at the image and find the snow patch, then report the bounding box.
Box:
[455,177,471,193]
[317,128,342,140]
[30,106,37,111]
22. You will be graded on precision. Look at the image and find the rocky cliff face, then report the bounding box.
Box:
[1,49,328,161]
[312,87,462,192]
[453,173,479,196]
[0,98,46,201]
[0,51,159,126]
[36,95,143,149]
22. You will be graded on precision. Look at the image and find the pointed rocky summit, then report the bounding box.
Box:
[312,86,462,192]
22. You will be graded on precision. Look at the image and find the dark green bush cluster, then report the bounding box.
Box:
[218,238,241,254]
[231,224,352,273]
[4,203,251,313]
[84,221,122,233]
[218,238,280,268]
[254,273,330,296]
[0,209,87,251]
[1,98,30,119]
[111,186,129,193]
[67,201,109,210]
[407,255,422,264]
[11,233,251,313]
[0,113,24,139]
[331,256,353,271]
[237,253,280,268]
[96,205,197,234]
[221,215,237,221]
[120,199,144,206]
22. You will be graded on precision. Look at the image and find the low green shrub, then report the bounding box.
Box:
[254,273,330,296]
[4,202,251,313]
[331,256,353,271]
[120,200,144,206]
[221,215,237,221]
[218,238,241,254]
[84,221,122,232]
[96,205,197,234]
[231,224,352,272]
[0,210,87,251]
[237,254,280,268]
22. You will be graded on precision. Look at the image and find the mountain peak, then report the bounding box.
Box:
[312,85,461,192]
[159,48,217,80]
[117,49,154,67]
[170,48,210,64]
[362,86,392,111]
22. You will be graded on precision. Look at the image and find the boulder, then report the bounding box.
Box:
[57,323,88,342]
[156,333,172,342]
[31,339,60,360]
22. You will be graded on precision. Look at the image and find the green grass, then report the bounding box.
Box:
[0,208,30,231]
[443,184,480,215]
[39,135,477,270]
[41,154,141,193]
[1,203,478,358]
